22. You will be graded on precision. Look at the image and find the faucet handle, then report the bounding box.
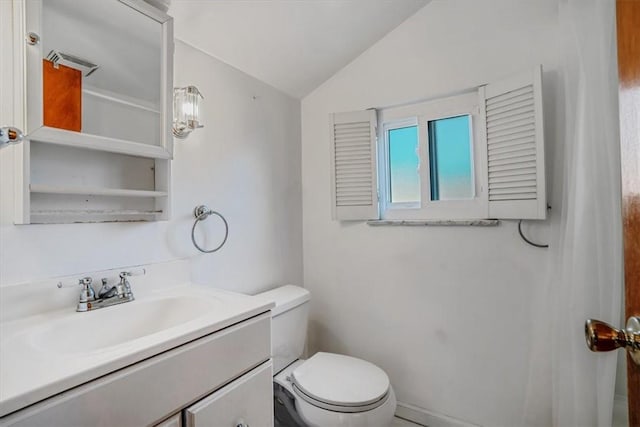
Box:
[79,277,96,302]
[119,268,145,278]
[56,276,93,289]
[117,268,143,299]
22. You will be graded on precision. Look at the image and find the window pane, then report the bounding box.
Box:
[388,126,419,203]
[428,116,473,200]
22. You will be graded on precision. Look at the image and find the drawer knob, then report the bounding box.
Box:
[236,420,249,427]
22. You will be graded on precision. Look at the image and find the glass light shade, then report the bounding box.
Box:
[173,86,203,139]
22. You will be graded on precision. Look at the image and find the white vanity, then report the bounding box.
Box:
[0,261,275,426]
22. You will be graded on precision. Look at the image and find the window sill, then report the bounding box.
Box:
[366,219,500,227]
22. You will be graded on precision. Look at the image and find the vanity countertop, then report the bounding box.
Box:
[0,283,273,418]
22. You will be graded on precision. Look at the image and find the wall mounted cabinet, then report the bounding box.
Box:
[8,0,174,224]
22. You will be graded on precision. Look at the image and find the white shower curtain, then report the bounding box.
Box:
[522,1,623,425]
[547,0,623,425]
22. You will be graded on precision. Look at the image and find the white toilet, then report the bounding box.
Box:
[255,285,396,427]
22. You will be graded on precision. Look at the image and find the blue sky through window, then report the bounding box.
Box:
[388,126,419,203]
[428,115,473,200]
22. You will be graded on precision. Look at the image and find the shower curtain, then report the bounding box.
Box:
[523,0,623,426]
[552,0,622,425]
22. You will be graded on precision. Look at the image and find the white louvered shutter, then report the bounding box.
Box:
[482,65,546,219]
[330,110,379,221]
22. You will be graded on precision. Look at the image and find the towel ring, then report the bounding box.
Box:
[191,205,229,253]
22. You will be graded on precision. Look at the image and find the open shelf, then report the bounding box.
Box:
[30,184,168,198]
[31,209,163,216]
[27,126,172,160]
[29,208,163,224]
[19,142,172,224]
[83,86,161,115]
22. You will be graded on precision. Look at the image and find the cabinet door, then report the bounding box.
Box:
[185,361,274,427]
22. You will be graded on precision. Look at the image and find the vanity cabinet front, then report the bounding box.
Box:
[184,360,273,427]
[0,313,272,427]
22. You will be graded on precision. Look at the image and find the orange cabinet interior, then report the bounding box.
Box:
[43,59,82,132]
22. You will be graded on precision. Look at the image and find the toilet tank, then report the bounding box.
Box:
[254,285,310,374]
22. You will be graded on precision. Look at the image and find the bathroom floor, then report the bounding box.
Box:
[392,417,422,427]
[275,416,421,427]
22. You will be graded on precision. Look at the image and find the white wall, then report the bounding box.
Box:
[0,40,302,295]
[301,1,561,425]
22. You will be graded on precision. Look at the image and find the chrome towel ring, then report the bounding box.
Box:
[191,205,229,253]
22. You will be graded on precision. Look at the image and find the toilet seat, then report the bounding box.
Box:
[291,352,390,413]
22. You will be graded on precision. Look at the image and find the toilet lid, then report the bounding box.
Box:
[292,352,390,408]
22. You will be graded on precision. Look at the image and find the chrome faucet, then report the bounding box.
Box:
[58,269,143,312]
[98,278,117,299]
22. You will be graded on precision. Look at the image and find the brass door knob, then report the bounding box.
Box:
[585,317,640,365]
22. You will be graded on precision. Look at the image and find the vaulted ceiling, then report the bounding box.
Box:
[169,0,429,99]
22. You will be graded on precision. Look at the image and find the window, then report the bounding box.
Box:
[378,92,487,220]
[427,115,473,201]
[329,66,547,222]
[386,121,419,205]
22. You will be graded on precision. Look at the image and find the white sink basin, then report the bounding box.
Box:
[31,295,216,354]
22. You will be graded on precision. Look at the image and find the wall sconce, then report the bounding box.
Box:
[173,86,204,139]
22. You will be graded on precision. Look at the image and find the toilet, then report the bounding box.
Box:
[255,285,396,427]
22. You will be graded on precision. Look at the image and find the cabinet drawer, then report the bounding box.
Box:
[0,313,271,427]
[185,361,274,427]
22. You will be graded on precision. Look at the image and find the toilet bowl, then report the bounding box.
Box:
[275,354,397,427]
[255,285,396,427]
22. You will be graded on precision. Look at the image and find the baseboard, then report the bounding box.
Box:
[395,402,479,427]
